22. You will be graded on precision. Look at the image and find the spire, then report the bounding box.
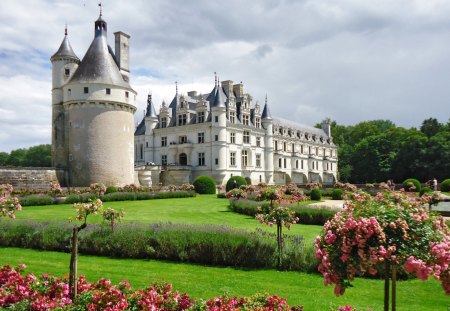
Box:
[50,25,79,61]
[261,94,272,119]
[95,5,107,37]
[145,92,157,118]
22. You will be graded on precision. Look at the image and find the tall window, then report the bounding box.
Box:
[198,111,205,123]
[230,132,236,144]
[161,136,167,147]
[279,158,282,168]
[179,136,187,144]
[256,137,261,147]
[243,131,250,144]
[229,111,235,124]
[241,150,248,167]
[256,154,261,168]
[140,144,143,159]
[301,160,304,169]
[283,142,287,151]
[284,158,287,168]
[161,117,167,128]
[292,143,295,152]
[316,147,319,155]
[198,132,204,143]
[198,152,205,166]
[243,114,249,125]
[275,141,278,150]
[296,160,299,169]
[230,152,236,166]
[255,117,261,128]
[178,114,187,126]
[301,145,304,154]
[161,155,167,165]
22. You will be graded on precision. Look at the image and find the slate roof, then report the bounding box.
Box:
[273,117,328,137]
[51,34,79,61]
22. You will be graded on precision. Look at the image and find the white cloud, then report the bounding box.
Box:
[0,0,449,152]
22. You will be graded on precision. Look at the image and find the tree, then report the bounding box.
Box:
[5,149,27,167]
[0,152,8,166]
[26,144,51,167]
[255,187,300,269]
[420,118,443,138]
[315,191,450,311]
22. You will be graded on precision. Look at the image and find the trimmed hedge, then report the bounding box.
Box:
[64,191,196,204]
[0,221,316,272]
[331,189,344,200]
[441,179,450,192]
[225,176,247,192]
[193,176,216,194]
[402,178,421,192]
[420,186,433,196]
[228,199,335,226]
[19,195,55,206]
[310,188,322,201]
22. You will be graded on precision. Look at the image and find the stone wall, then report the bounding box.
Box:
[0,167,63,190]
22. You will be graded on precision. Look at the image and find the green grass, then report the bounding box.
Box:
[14,195,323,244]
[0,247,447,311]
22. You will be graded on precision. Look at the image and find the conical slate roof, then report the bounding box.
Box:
[51,34,79,61]
[145,94,157,118]
[206,84,226,108]
[68,16,130,88]
[261,102,272,119]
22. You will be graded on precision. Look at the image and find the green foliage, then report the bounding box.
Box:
[331,189,344,200]
[310,188,322,201]
[290,206,337,225]
[402,178,421,192]
[228,199,270,216]
[441,179,450,192]
[19,195,55,206]
[2,144,51,167]
[0,221,315,271]
[225,176,247,192]
[105,186,118,194]
[420,186,433,196]
[193,176,216,194]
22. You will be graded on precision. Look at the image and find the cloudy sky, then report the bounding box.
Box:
[1,0,450,152]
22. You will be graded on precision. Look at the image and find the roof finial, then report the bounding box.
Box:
[64,24,67,36]
[265,94,268,105]
[98,2,102,17]
[175,81,178,95]
[214,72,217,86]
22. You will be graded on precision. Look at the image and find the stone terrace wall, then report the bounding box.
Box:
[0,167,64,190]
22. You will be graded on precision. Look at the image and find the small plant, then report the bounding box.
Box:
[225,188,247,200]
[441,179,450,192]
[402,178,421,192]
[310,188,322,201]
[105,186,118,194]
[193,176,216,194]
[331,189,344,200]
[49,182,62,196]
[102,207,124,232]
[180,183,195,191]
[225,176,247,192]
[0,184,22,219]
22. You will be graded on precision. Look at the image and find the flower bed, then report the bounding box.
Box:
[0,264,304,310]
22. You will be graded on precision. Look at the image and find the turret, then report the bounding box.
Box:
[50,27,79,169]
[210,78,227,183]
[145,94,159,134]
[261,96,274,183]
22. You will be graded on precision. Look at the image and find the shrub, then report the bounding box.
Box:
[217,193,227,199]
[244,177,252,185]
[228,199,269,216]
[225,176,247,192]
[64,193,97,204]
[193,176,216,194]
[441,178,450,192]
[19,195,55,206]
[420,186,433,196]
[0,221,315,271]
[290,206,337,225]
[402,178,421,192]
[310,188,322,201]
[331,189,344,200]
[105,186,118,194]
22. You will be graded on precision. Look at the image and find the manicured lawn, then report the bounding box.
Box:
[0,247,447,311]
[14,195,323,244]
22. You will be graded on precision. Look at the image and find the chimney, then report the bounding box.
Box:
[321,119,331,137]
[221,80,233,97]
[233,83,243,98]
[114,31,130,80]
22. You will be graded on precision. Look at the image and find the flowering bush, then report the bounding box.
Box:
[0,264,304,310]
[89,183,107,197]
[180,183,195,191]
[49,182,62,196]
[225,188,247,200]
[315,190,450,307]
[102,207,124,232]
[0,184,22,219]
[73,199,103,223]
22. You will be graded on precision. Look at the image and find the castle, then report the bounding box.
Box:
[51,13,338,187]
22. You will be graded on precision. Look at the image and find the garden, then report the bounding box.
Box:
[0,177,449,310]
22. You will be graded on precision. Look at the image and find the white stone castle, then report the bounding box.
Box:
[51,13,337,187]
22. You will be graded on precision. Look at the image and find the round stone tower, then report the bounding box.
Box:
[58,14,136,187]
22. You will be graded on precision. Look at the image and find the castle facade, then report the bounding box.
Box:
[134,80,338,186]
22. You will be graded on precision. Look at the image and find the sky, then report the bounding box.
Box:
[1,0,450,152]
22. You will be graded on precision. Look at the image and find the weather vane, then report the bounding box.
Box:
[98,2,102,16]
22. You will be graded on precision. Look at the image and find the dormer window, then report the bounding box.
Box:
[243,115,249,126]
[178,114,187,126]
[198,111,205,123]
[161,117,167,128]
[229,111,236,124]
[255,117,261,129]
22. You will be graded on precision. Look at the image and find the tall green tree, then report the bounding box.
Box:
[420,118,443,138]
[26,144,51,167]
